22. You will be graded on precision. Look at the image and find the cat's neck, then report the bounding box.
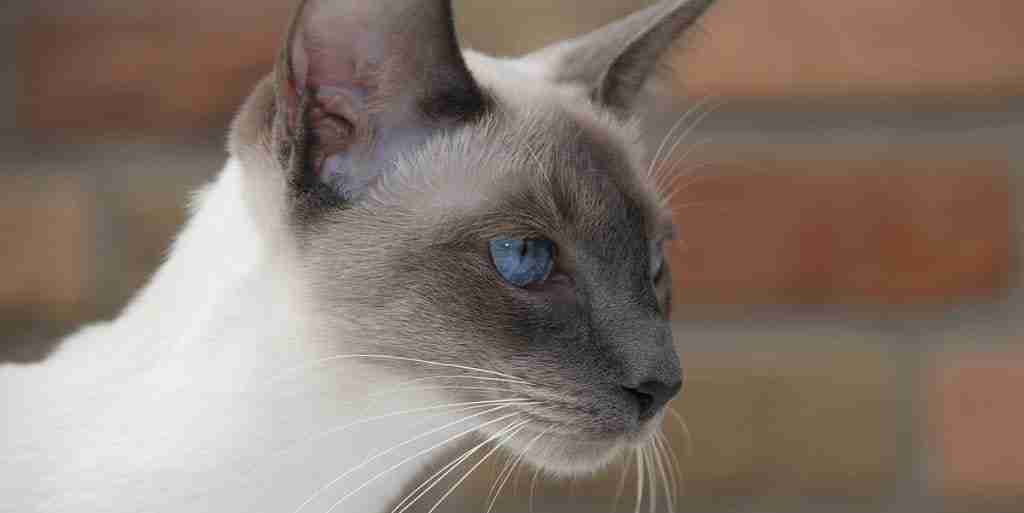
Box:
[2,160,453,513]
[35,158,270,373]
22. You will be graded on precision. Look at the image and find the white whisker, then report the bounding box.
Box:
[366,385,528,399]
[425,421,531,513]
[393,420,528,513]
[655,431,682,503]
[291,403,529,513]
[384,375,534,388]
[269,354,532,385]
[634,448,645,513]
[486,425,552,513]
[667,407,693,458]
[652,432,674,503]
[288,398,533,457]
[271,402,499,464]
[644,444,657,513]
[319,410,525,513]
[650,437,674,513]
[652,99,725,189]
[391,439,479,513]
[487,451,518,510]
[646,98,714,182]
[659,138,714,199]
[661,162,720,205]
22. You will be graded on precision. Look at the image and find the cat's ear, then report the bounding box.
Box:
[522,0,714,115]
[274,0,488,204]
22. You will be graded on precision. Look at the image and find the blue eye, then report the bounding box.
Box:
[489,238,555,287]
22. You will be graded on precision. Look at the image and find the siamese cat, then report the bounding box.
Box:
[1,0,715,511]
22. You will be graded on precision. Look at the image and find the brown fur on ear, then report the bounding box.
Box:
[273,0,490,207]
[523,0,715,114]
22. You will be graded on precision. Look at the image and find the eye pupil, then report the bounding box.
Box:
[489,238,555,288]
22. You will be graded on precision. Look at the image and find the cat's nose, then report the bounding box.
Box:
[622,379,682,422]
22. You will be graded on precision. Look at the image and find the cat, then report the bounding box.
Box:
[1,0,714,512]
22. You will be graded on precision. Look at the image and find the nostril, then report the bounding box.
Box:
[623,380,682,422]
[623,386,655,420]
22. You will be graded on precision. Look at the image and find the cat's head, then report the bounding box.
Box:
[231,0,713,476]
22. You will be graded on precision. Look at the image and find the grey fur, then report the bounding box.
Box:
[230,0,714,474]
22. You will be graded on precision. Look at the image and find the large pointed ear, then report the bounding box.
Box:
[522,0,714,115]
[274,0,489,206]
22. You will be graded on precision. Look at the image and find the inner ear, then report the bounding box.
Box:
[275,0,489,205]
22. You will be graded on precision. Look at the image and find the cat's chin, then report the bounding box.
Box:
[504,416,664,478]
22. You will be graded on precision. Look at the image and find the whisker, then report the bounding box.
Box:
[366,385,529,399]
[656,431,683,505]
[268,354,532,385]
[291,403,528,513]
[425,421,532,513]
[650,437,674,513]
[644,444,657,513]
[486,451,518,510]
[391,439,480,513]
[393,419,528,513]
[383,375,534,388]
[660,149,714,203]
[271,402,500,464]
[666,407,693,458]
[319,410,526,513]
[652,98,725,188]
[652,432,673,503]
[634,448,645,513]
[665,136,714,178]
[485,425,552,513]
[662,199,722,211]
[661,163,721,205]
[654,137,712,198]
[646,97,715,182]
[288,398,533,456]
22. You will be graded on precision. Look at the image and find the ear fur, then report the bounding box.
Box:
[274,0,488,206]
[522,0,715,114]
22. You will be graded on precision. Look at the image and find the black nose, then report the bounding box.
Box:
[623,380,682,422]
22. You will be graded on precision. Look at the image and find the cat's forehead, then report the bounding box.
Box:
[383,97,672,245]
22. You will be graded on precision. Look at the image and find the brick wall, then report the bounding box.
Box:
[3,0,1022,511]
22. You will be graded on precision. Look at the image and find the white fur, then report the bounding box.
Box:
[1,155,500,512]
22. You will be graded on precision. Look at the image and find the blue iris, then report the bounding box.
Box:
[489,238,555,287]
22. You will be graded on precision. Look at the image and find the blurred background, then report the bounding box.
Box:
[1,0,1021,511]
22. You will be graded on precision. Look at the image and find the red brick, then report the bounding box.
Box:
[677,0,1024,100]
[928,352,1024,499]
[18,0,1024,138]
[665,152,1012,309]
[17,2,291,137]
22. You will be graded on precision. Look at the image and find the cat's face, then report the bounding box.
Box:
[232,0,713,476]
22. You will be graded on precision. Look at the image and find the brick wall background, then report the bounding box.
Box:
[2,0,1022,511]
